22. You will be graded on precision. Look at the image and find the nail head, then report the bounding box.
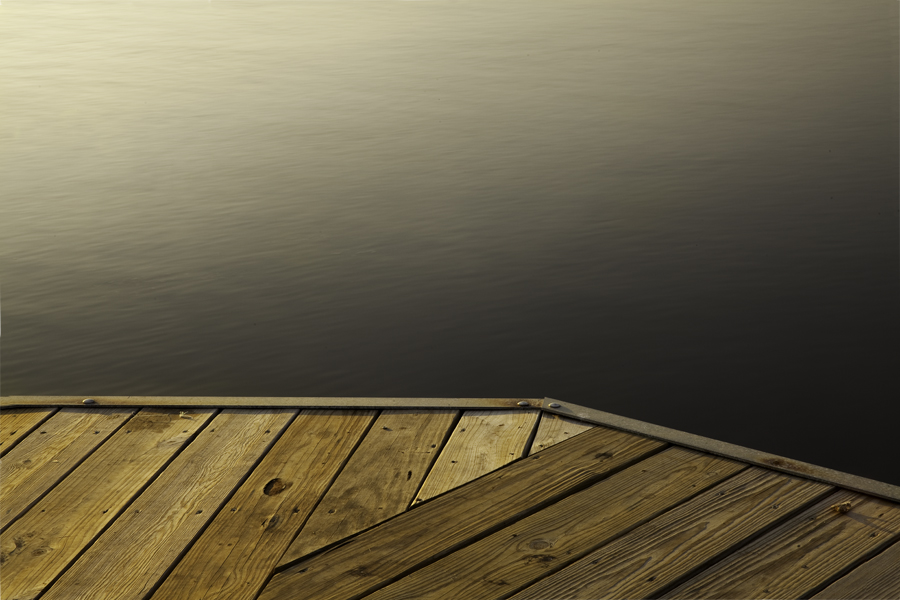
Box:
[517,401,530,407]
[83,398,96,405]
[548,402,561,408]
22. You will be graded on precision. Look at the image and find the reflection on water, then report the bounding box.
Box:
[1,0,897,484]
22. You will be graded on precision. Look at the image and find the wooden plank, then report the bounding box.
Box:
[812,538,900,599]
[278,409,457,566]
[0,396,541,410]
[40,408,296,600]
[413,409,540,504]
[0,407,136,530]
[0,408,57,458]
[528,412,594,455]
[664,490,900,599]
[148,410,377,600]
[364,447,745,600]
[0,408,217,600]
[511,468,832,600]
[259,425,665,600]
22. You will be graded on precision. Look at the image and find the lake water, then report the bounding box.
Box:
[1,0,897,485]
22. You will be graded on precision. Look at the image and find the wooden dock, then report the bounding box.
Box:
[1,396,899,600]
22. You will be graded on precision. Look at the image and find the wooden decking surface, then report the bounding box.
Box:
[1,401,898,600]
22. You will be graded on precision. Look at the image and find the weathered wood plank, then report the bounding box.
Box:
[413,409,540,504]
[812,538,900,599]
[41,409,296,600]
[664,490,900,599]
[279,409,457,566]
[259,425,665,600]
[0,407,136,530]
[511,467,832,600]
[150,409,376,600]
[0,408,217,600]
[528,412,594,455]
[0,408,57,458]
[364,447,745,600]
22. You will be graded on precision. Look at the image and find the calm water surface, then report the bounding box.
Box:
[1,1,898,484]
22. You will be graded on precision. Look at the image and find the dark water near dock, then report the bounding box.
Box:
[1,0,898,485]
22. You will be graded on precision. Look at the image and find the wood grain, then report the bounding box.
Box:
[259,425,665,600]
[528,413,594,455]
[364,447,744,600]
[150,409,376,600]
[0,408,57,458]
[664,490,900,599]
[413,409,539,503]
[0,408,217,600]
[40,409,296,600]
[0,407,136,530]
[812,538,900,599]
[511,467,831,600]
[279,409,457,566]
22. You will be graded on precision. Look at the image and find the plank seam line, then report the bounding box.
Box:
[137,408,302,600]
[268,409,383,574]
[0,408,139,535]
[318,442,673,600]
[522,410,544,458]
[646,484,838,600]
[29,408,223,600]
[800,529,900,600]
[486,462,756,600]
[0,408,60,459]
[405,409,465,512]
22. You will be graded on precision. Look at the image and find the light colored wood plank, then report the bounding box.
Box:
[511,468,832,600]
[148,409,377,600]
[413,409,540,504]
[41,408,296,600]
[364,447,745,600]
[259,425,665,600]
[0,408,217,600]
[528,412,594,455]
[278,409,457,566]
[813,539,900,599]
[664,490,900,599]
[0,407,136,530]
[0,408,57,457]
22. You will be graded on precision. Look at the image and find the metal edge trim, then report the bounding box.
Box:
[541,397,900,503]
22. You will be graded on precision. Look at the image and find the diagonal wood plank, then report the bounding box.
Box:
[0,407,136,530]
[279,409,457,567]
[812,538,900,599]
[0,408,58,458]
[510,467,832,600]
[40,408,296,600]
[663,490,900,599]
[0,408,217,600]
[363,447,745,600]
[150,409,377,600]
[259,425,665,600]
[413,409,539,504]
[528,412,594,455]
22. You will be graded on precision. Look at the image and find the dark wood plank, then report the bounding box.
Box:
[511,468,831,600]
[413,410,540,504]
[812,538,900,599]
[279,409,457,566]
[363,447,744,600]
[0,407,136,530]
[0,408,57,457]
[258,425,665,600]
[40,409,296,600]
[0,408,217,600]
[528,412,594,455]
[149,410,376,600]
[664,490,900,599]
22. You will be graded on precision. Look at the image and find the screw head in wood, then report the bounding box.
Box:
[548,402,561,408]
[83,398,96,405]
[517,401,530,407]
